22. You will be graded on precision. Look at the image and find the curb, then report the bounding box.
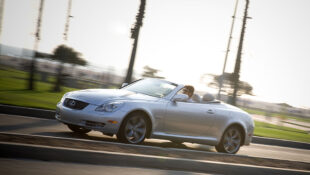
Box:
[2,132,309,170]
[0,104,55,119]
[0,142,309,175]
[0,104,309,150]
[252,136,310,150]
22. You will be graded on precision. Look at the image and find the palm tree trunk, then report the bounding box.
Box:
[53,62,64,92]
[125,27,140,83]
[231,0,249,105]
[124,0,146,83]
[28,0,44,90]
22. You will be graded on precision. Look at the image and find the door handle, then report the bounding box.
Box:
[207,109,214,114]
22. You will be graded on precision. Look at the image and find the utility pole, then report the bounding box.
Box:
[0,0,5,55]
[124,0,146,84]
[217,0,239,100]
[231,0,250,105]
[28,0,44,90]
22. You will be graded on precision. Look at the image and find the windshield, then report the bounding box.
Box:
[123,79,177,98]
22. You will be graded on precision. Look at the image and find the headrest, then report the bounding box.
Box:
[192,94,201,102]
[202,93,215,102]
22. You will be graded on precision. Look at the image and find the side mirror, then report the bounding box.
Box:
[172,94,189,102]
[121,83,129,88]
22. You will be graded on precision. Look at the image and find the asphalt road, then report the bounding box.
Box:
[0,158,210,175]
[0,113,309,163]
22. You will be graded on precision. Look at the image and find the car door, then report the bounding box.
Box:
[164,101,217,137]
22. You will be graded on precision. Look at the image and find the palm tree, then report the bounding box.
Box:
[142,65,164,79]
[52,45,86,92]
[124,0,146,83]
[208,73,253,97]
[28,0,44,90]
[231,0,250,105]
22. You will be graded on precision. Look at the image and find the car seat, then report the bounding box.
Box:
[202,93,215,103]
[191,94,201,103]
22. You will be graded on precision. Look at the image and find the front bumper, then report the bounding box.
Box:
[244,133,253,145]
[56,102,127,134]
[244,124,254,145]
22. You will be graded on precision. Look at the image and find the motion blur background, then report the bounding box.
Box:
[0,0,310,120]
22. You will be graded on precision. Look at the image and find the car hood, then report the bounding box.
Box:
[67,89,159,105]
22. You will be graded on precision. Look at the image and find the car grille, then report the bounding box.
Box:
[64,98,89,110]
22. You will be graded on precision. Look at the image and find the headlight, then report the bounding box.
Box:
[95,101,124,112]
[60,92,70,103]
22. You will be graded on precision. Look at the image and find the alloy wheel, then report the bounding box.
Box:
[223,127,241,153]
[124,115,147,144]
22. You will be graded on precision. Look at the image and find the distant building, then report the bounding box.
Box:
[0,44,34,58]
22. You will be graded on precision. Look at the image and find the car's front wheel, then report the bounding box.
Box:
[215,126,242,154]
[117,114,147,144]
[67,124,91,134]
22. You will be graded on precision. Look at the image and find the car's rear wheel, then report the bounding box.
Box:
[67,124,91,134]
[215,126,242,154]
[117,114,147,144]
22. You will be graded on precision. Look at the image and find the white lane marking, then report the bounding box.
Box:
[1,141,309,173]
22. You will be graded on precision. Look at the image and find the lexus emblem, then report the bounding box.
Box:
[69,100,76,107]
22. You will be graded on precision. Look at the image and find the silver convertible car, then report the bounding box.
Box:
[56,78,254,154]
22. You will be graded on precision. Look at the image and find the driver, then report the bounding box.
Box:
[182,85,195,102]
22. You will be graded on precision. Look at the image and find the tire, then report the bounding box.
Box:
[215,126,242,154]
[67,124,91,134]
[117,114,147,144]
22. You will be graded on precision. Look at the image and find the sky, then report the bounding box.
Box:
[1,0,310,108]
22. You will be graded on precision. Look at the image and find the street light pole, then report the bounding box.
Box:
[217,0,239,100]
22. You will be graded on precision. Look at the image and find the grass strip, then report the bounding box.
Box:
[254,121,310,143]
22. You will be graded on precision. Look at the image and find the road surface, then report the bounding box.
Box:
[0,113,309,163]
[0,158,210,175]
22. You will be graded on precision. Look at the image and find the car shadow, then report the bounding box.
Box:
[33,131,118,143]
[34,131,215,153]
